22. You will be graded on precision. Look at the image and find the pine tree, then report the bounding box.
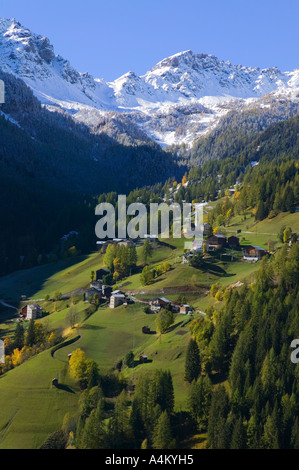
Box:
[123,350,135,368]
[230,417,247,449]
[14,322,24,349]
[87,362,99,389]
[152,411,175,449]
[128,245,137,269]
[247,414,261,449]
[80,399,106,449]
[207,386,230,449]
[273,191,282,216]
[255,201,266,221]
[130,398,145,444]
[25,319,35,347]
[108,390,132,448]
[291,417,299,449]
[153,370,174,414]
[262,414,280,449]
[188,376,212,429]
[185,339,201,383]
[75,415,85,449]
[283,184,295,212]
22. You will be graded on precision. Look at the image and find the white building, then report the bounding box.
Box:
[26,305,43,320]
[110,293,126,309]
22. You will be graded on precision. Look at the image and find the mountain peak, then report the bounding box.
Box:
[150,50,223,73]
[0,17,55,72]
[1,18,299,148]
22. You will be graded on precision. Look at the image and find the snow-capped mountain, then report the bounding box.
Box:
[1,18,299,147]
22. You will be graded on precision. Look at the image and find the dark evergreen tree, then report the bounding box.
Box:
[80,399,106,449]
[247,414,261,449]
[188,376,212,429]
[87,362,99,389]
[123,351,135,368]
[230,417,247,449]
[262,414,280,449]
[207,386,230,449]
[25,319,35,347]
[291,417,299,449]
[152,411,175,449]
[185,339,201,383]
[14,322,24,349]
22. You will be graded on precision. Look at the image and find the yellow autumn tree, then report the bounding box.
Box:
[162,261,171,273]
[283,227,292,244]
[11,348,23,367]
[215,290,224,302]
[113,257,126,281]
[210,283,220,298]
[3,337,12,355]
[69,349,88,383]
[103,244,116,271]
[47,331,56,347]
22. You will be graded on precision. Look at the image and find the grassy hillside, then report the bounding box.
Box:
[0,348,80,449]
[0,253,104,301]
[0,209,298,448]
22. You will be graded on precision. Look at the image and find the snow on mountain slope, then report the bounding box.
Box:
[0,18,114,111]
[113,50,286,105]
[1,18,299,147]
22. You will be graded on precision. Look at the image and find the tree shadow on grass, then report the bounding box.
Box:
[133,359,153,367]
[157,240,176,250]
[148,276,167,285]
[199,261,229,277]
[80,324,105,331]
[56,383,76,394]
[166,320,184,334]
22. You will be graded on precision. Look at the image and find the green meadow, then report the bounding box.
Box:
[0,208,298,448]
[0,348,80,449]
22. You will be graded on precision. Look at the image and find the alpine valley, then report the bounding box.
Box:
[0,16,299,452]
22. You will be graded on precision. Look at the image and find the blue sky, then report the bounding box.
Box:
[2,0,299,81]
